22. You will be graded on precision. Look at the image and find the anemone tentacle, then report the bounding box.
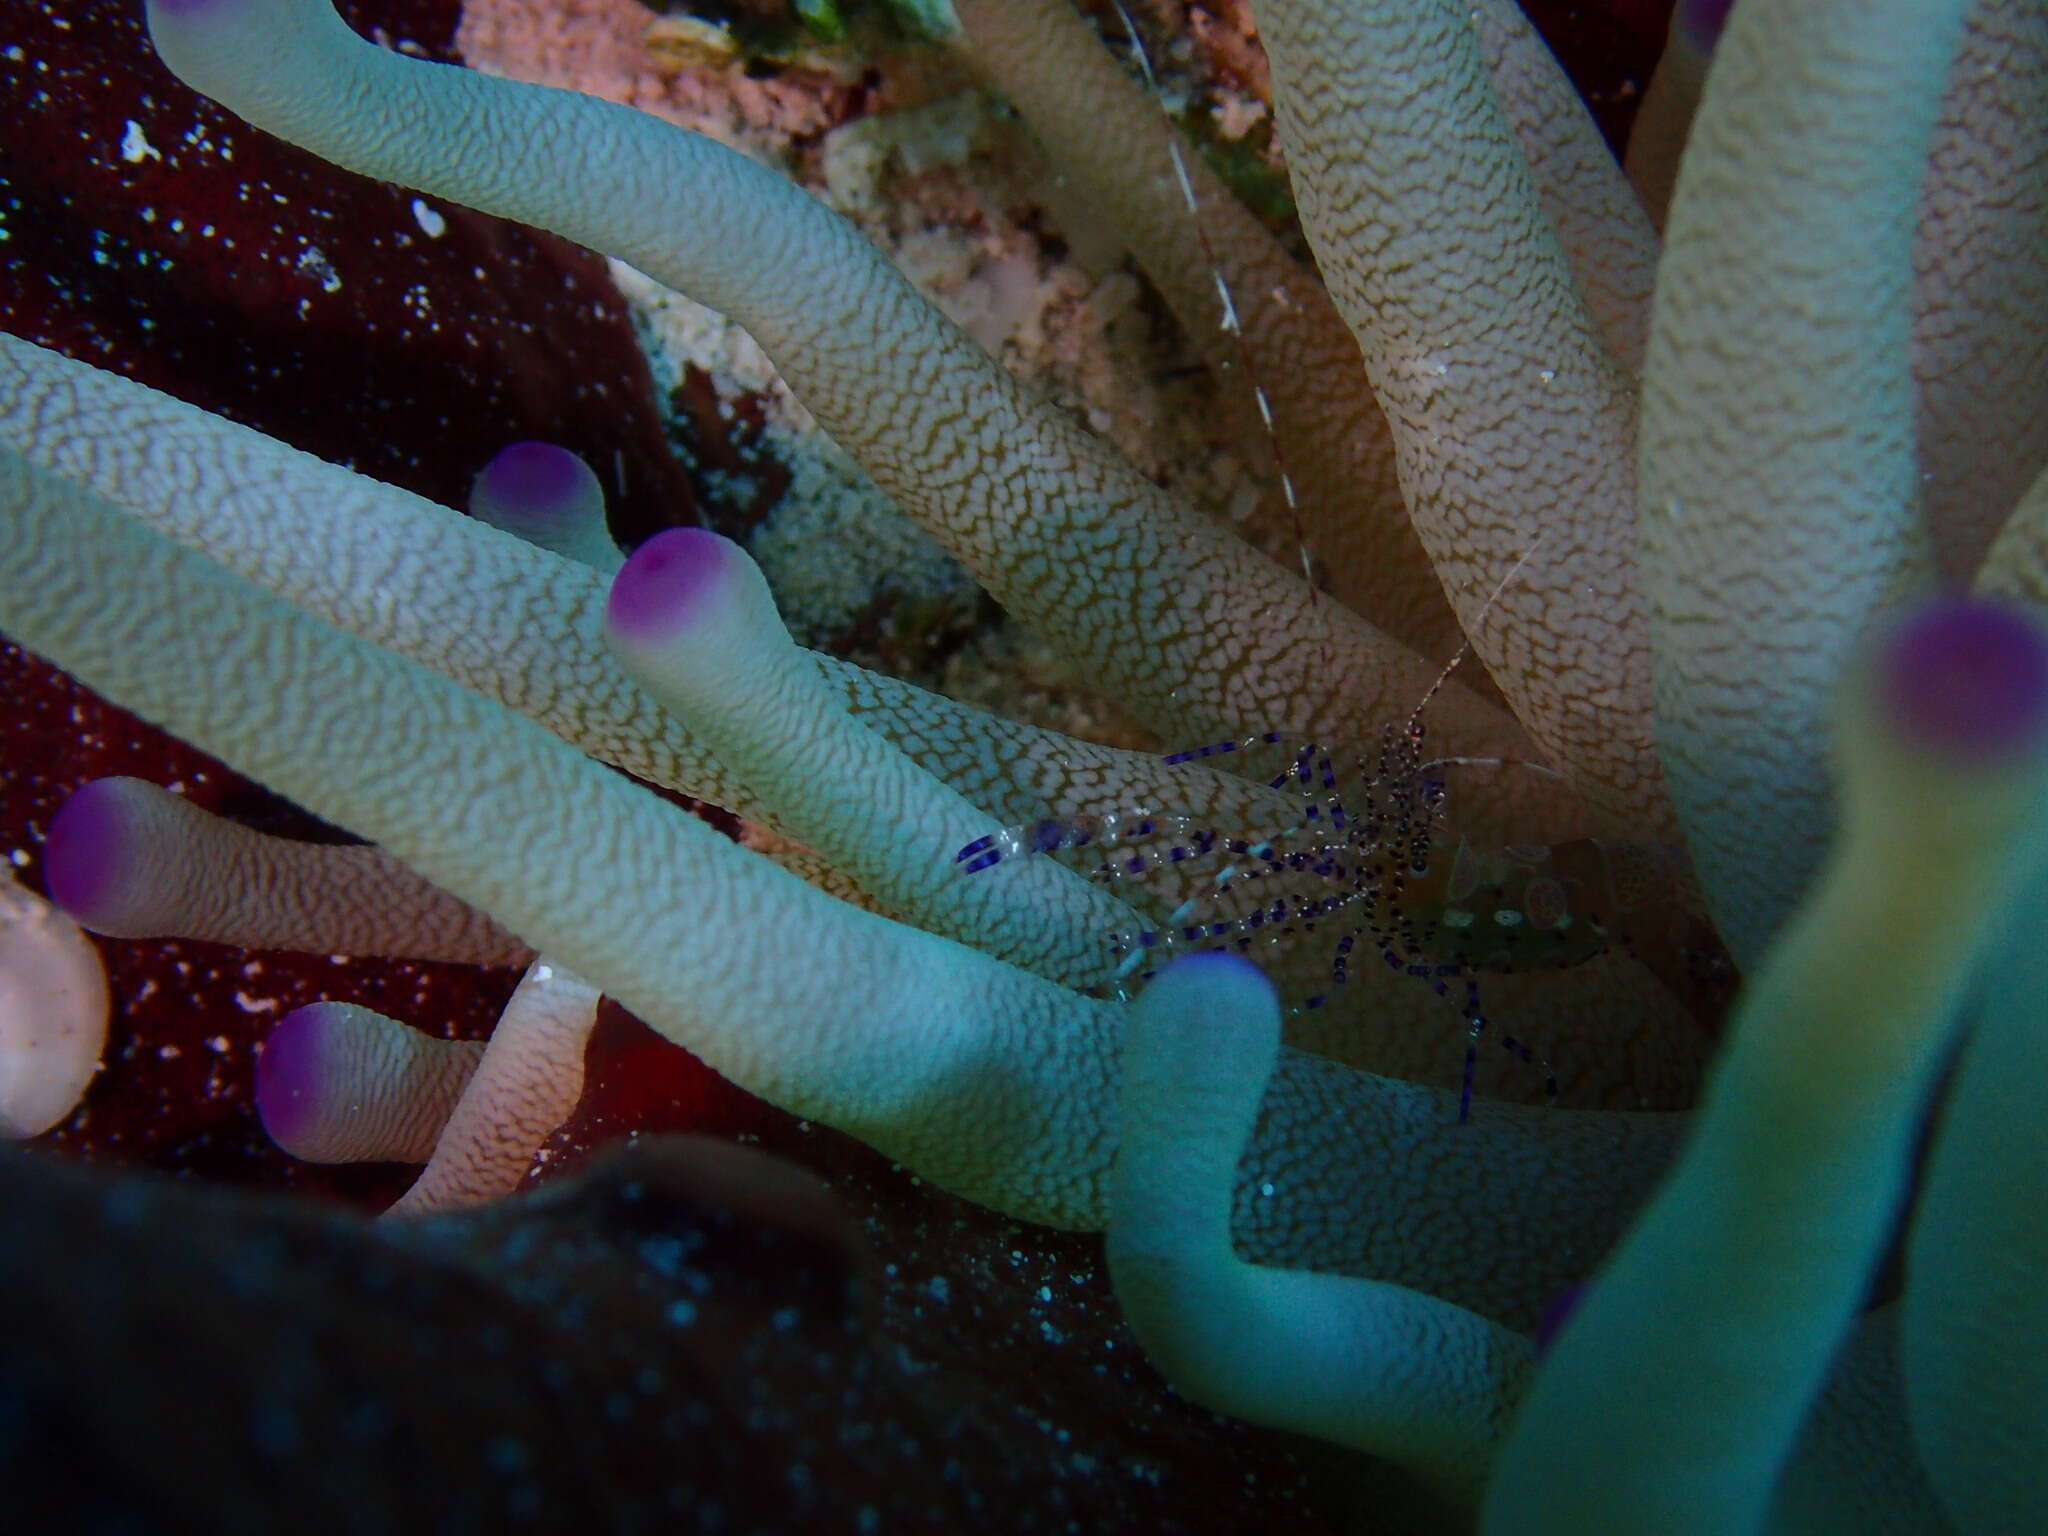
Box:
[1111,951,1531,1509]
[0,868,108,1141]
[1901,857,2048,1531]
[1912,0,2048,582]
[604,525,1140,987]
[0,443,1689,1326]
[257,1001,487,1165]
[3,0,2044,1523]
[1467,0,1658,373]
[1489,598,2048,1531]
[1258,0,1662,837]
[45,774,532,966]
[1624,0,1717,227]
[382,955,601,1217]
[1977,455,2048,603]
[142,0,1526,762]
[951,0,1452,664]
[466,440,623,575]
[0,327,1704,1099]
[1639,0,1958,968]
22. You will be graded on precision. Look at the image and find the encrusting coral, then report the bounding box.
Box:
[2,0,2046,1527]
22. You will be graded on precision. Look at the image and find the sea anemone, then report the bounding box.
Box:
[3,0,2045,1527]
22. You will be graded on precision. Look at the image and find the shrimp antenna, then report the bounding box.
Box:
[1405,531,1552,733]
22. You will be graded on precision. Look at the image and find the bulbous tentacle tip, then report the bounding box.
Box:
[260,1001,486,1167]
[146,0,232,19]
[1532,1282,1585,1359]
[1132,948,1277,1018]
[470,442,617,570]
[1125,950,1281,1069]
[604,526,750,646]
[472,441,596,520]
[0,869,109,1141]
[42,777,149,934]
[1679,0,1736,49]
[1876,599,2048,765]
[254,1001,335,1156]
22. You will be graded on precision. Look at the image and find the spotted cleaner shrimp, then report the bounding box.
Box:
[958,614,1734,1120]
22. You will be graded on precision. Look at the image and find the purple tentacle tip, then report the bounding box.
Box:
[474,442,595,518]
[43,778,134,927]
[1533,1282,1585,1359]
[1679,0,1735,48]
[1878,600,2048,764]
[255,1004,333,1151]
[149,0,232,19]
[606,527,734,643]
[1147,950,1281,1018]
[1174,949,1269,984]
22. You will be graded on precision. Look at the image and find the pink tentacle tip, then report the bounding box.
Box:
[1878,600,2048,764]
[605,526,738,643]
[473,442,595,517]
[147,0,235,20]
[42,778,140,928]
[254,1003,335,1151]
[1679,0,1735,49]
[1533,1282,1585,1359]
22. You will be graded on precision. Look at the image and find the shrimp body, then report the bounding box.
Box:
[957,713,1733,1114]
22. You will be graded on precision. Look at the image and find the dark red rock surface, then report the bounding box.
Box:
[0,0,696,534]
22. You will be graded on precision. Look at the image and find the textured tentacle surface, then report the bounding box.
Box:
[1469,0,1658,374]
[0,332,1347,872]
[1639,0,1957,967]
[605,527,1137,988]
[45,775,532,967]
[1914,0,2048,583]
[1488,599,2048,1533]
[1110,953,1531,1508]
[0,443,1685,1325]
[952,0,1461,669]
[143,0,1520,758]
[256,1001,486,1165]
[383,957,600,1218]
[1256,0,1665,838]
